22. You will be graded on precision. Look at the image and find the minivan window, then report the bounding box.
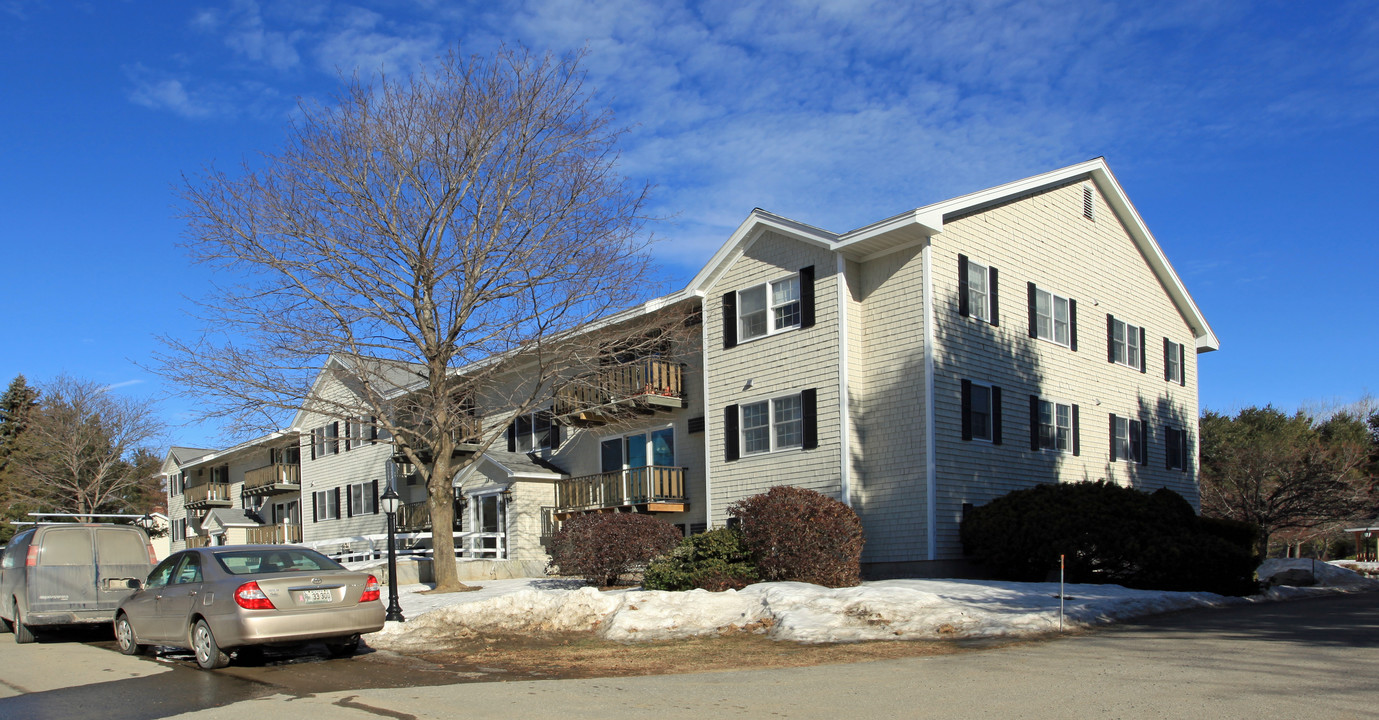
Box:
[40,528,92,566]
[96,530,148,565]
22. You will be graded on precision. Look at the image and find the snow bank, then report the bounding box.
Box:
[1257,558,1379,591]
[366,578,1243,649]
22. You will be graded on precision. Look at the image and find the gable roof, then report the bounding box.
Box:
[688,158,1218,352]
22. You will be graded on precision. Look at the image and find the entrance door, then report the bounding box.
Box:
[473,494,505,559]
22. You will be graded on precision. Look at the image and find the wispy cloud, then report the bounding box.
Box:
[103,379,146,391]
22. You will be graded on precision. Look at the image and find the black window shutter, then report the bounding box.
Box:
[1165,425,1174,470]
[507,422,516,452]
[1069,299,1078,351]
[1140,421,1149,466]
[724,405,740,461]
[1072,404,1081,456]
[799,266,815,329]
[1026,283,1037,338]
[333,488,341,518]
[958,255,970,317]
[989,266,999,326]
[1028,395,1039,451]
[688,416,705,434]
[801,388,818,449]
[344,419,352,452]
[722,292,738,349]
[1163,338,1172,381]
[312,493,318,523]
[332,421,340,454]
[1139,327,1147,373]
[372,479,380,514]
[1179,344,1186,387]
[310,429,317,460]
[1181,429,1190,470]
[1107,315,1116,363]
[961,380,973,441]
[550,418,562,450]
[346,485,354,518]
[1109,413,1118,462]
[991,386,1002,445]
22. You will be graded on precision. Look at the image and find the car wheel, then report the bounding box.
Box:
[191,619,229,670]
[325,634,361,657]
[13,603,35,644]
[114,614,145,656]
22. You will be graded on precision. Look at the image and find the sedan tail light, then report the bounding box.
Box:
[360,575,381,603]
[234,581,276,610]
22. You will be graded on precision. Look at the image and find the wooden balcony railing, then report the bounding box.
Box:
[555,359,686,426]
[185,535,211,548]
[391,415,484,464]
[184,483,232,509]
[246,523,302,545]
[395,500,465,533]
[243,463,301,495]
[555,465,688,515]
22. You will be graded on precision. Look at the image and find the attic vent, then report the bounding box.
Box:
[1082,184,1095,221]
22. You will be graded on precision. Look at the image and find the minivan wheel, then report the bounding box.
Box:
[192,619,229,669]
[13,604,35,644]
[115,614,144,656]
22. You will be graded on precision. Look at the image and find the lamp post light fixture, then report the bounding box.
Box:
[379,484,405,623]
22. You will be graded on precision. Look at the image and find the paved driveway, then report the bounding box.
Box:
[2,592,1376,719]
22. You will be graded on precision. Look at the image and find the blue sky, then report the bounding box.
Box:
[1,0,1376,448]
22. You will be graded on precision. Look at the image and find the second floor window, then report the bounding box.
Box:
[959,255,997,324]
[1030,284,1073,348]
[1037,399,1073,452]
[1164,339,1184,385]
[347,481,378,516]
[509,410,559,453]
[743,394,803,455]
[1109,316,1143,371]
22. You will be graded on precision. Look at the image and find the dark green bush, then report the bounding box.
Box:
[547,512,684,587]
[729,485,865,588]
[960,481,1259,596]
[643,527,759,591]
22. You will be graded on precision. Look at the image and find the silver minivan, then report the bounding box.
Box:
[0,524,155,643]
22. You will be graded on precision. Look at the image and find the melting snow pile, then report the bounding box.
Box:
[366,578,1245,649]
[1257,558,1379,593]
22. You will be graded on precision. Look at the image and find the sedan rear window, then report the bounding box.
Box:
[212,549,344,575]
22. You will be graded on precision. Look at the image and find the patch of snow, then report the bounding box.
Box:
[364,561,1379,649]
[1257,558,1379,590]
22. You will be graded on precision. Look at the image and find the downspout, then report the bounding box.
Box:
[700,295,714,528]
[921,239,937,561]
[836,254,852,506]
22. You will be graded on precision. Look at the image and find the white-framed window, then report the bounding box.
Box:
[600,426,675,472]
[963,382,994,442]
[510,409,556,453]
[1165,339,1183,384]
[741,394,804,455]
[313,489,340,521]
[1034,287,1071,347]
[1110,317,1141,370]
[348,481,376,516]
[1038,399,1072,452]
[1112,416,1143,464]
[966,259,991,322]
[470,491,507,559]
[739,274,801,341]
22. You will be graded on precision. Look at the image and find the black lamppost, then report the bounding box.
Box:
[378,485,405,623]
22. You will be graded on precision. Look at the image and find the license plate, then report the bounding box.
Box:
[298,589,333,604]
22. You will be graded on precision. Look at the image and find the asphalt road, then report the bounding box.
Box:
[1,592,1377,719]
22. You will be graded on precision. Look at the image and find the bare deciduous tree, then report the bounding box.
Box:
[157,46,682,592]
[4,376,164,521]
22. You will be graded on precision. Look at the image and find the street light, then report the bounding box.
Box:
[378,484,405,623]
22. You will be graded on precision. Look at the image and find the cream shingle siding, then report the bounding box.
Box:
[705,230,843,521]
[925,180,1199,560]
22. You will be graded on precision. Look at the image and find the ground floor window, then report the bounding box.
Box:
[469,492,507,559]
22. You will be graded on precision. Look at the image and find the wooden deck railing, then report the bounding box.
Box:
[243,463,301,493]
[555,466,687,513]
[395,500,465,533]
[184,483,231,507]
[555,359,684,417]
[246,524,302,545]
[185,535,211,548]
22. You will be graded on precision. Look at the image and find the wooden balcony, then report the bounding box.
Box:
[242,463,301,496]
[396,500,465,533]
[555,359,687,427]
[185,535,211,548]
[184,483,232,509]
[246,523,302,545]
[554,465,688,517]
[391,415,484,465]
